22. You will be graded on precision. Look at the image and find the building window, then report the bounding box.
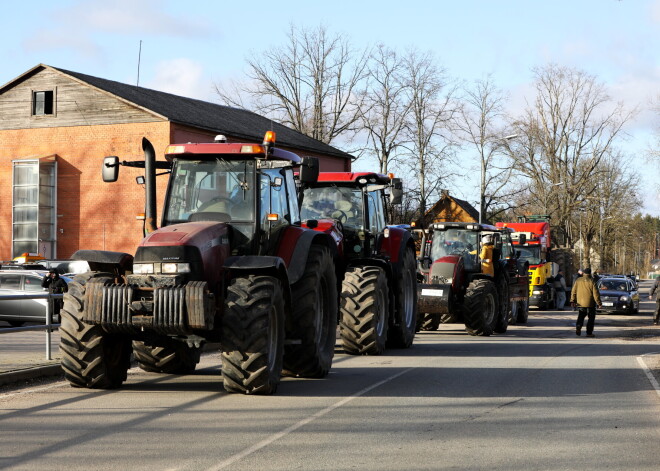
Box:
[32,90,54,116]
[12,159,57,258]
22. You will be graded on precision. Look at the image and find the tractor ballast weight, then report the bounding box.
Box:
[60,132,340,395]
[299,172,418,355]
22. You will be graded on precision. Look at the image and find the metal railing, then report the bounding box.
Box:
[0,293,63,360]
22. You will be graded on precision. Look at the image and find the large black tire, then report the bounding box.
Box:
[340,266,389,355]
[387,248,418,348]
[60,273,132,389]
[516,298,529,324]
[283,245,338,378]
[221,275,285,395]
[418,312,441,331]
[463,279,498,336]
[132,339,201,374]
[440,312,460,324]
[494,275,510,334]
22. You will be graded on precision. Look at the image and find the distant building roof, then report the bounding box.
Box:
[425,191,481,224]
[2,64,353,161]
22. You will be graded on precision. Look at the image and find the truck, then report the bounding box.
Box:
[298,172,418,354]
[496,216,574,310]
[59,132,341,395]
[416,222,529,336]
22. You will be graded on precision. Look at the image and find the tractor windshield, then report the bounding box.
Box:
[517,246,542,265]
[430,229,478,271]
[163,160,255,225]
[301,187,363,230]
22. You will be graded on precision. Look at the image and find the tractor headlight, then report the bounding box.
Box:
[620,295,629,302]
[532,290,543,295]
[133,263,155,274]
[162,263,191,274]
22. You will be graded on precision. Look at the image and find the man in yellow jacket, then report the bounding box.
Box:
[570,267,602,337]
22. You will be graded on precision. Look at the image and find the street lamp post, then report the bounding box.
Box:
[479,134,518,224]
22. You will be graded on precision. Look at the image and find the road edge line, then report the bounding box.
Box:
[636,353,660,398]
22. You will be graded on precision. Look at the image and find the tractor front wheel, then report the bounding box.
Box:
[60,273,132,389]
[340,266,389,355]
[221,275,285,395]
[133,339,201,374]
[463,279,498,336]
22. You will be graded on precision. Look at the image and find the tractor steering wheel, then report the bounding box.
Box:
[331,209,348,223]
[198,196,233,212]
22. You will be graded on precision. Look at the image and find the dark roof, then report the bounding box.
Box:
[426,193,480,222]
[450,195,481,221]
[49,66,352,160]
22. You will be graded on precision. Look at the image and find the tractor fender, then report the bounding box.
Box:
[380,226,414,266]
[286,230,339,285]
[223,255,292,311]
[71,249,133,276]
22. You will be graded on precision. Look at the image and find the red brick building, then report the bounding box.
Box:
[0,64,353,260]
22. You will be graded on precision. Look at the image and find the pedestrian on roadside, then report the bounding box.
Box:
[554,269,568,310]
[650,278,660,325]
[570,267,602,337]
[41,268,68,315]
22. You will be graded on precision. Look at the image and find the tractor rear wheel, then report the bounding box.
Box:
[440,313,459,324]
[221,275,285,395]
[516,299,529,324]
[283,245,338,378]
[494,275,510,334]
[463,279,498,336]
[418,312,441,331]
[60,273,132,389]
[340,266,389,355]
[132,339,201,374]
[387,248,418,348]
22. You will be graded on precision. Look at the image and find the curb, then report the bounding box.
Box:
[0,365,63,386]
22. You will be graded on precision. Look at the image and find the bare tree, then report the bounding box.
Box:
[399,50,458,227]
[214,24,368,145]
[357,45,411,174]
[509,64,635,251]
[456,76,521,222]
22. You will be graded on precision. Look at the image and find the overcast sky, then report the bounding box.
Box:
[2,0,658,215]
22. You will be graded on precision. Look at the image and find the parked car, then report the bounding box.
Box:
[0,270,70,327]
[596,277,639,315]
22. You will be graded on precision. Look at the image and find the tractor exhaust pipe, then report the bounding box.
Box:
[142,137,158,234]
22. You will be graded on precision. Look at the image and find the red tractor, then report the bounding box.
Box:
[416,222,529,336]
[59,132,340,395]
[298,172,418,354]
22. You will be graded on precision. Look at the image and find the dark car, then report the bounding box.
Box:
[0,270,70,327]
[596,277,639,315]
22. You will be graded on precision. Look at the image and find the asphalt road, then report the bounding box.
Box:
[1,282,659,471]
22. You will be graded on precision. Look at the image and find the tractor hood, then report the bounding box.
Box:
[139,222,230,250]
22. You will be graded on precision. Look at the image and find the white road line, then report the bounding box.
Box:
[205,367,415,471]
[636,353,660,398]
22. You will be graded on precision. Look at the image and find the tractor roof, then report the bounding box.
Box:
[164,142,301,164]
[429,222,499,231]
[315,172,391,185]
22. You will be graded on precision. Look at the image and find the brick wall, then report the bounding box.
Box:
[0,121,171,259]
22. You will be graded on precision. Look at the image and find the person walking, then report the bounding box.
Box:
[554,269,568,310]
[479,234,495,276]
[41,268,68,317]
[650,278,660,325]
[570,267,602,337]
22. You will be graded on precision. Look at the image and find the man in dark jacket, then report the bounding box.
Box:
[570,267,602,337]
[41,269,68,315]
[650,278,660,325]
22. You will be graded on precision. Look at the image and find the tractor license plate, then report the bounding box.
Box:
[602,302,614,307]
[421,289,444,297]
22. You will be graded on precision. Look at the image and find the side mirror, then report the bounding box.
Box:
[390,178,403,205]
[299,157,319,184]
[102,156,119,182]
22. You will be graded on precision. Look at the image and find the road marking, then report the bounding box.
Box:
[636,353,660,397]
[205,367,415,471]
